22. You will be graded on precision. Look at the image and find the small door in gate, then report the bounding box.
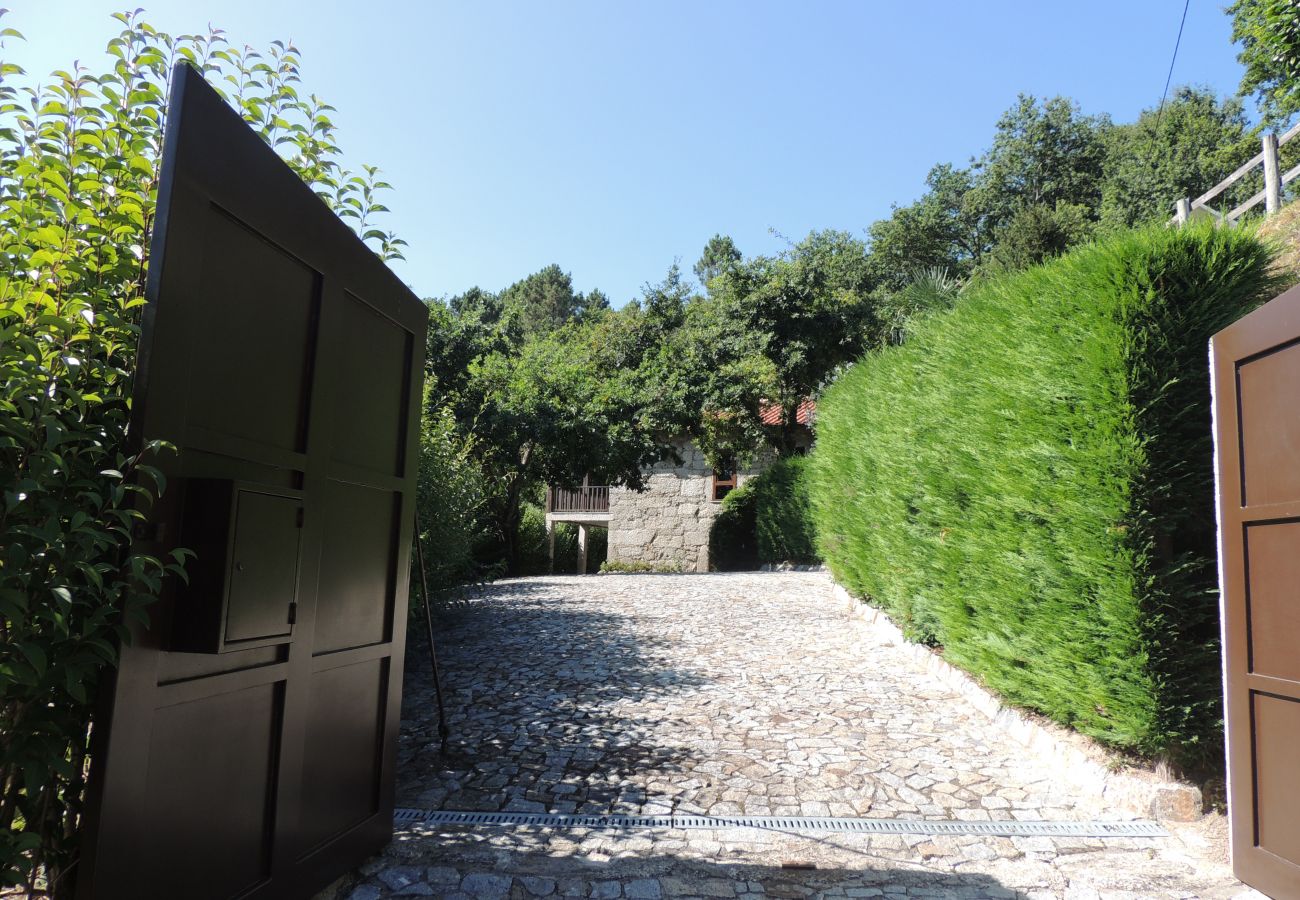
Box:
[1212,281,1300,898]
[76,64,426,899]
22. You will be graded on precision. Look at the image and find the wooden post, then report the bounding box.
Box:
[576,523,588,575]
[1263,132,1282,216]
[1174,198,1191,225]
[546,518,555,574]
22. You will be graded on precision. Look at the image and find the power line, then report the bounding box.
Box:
[1154,0,1193,131]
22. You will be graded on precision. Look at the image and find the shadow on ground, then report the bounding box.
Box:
[399,580,710,814]
[325,827,1024,899]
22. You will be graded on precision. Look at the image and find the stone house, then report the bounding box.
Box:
[596,400,814,573]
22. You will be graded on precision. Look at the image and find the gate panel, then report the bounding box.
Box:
[77,64,426,900]
[1212,282,1300,898]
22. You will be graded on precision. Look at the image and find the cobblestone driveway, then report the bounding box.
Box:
[325,573,1257,900]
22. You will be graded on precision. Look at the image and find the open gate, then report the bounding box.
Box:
[1212,282,1300,898]
[76,64,426,899]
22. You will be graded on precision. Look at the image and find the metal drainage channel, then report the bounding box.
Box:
[394,809,1167,838]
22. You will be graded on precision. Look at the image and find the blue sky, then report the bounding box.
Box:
[4,2,1253,304]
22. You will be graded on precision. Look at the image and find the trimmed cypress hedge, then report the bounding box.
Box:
[809,225,1282,765]
[753,456,820,565]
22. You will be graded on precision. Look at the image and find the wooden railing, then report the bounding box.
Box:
[1173,122,1300,226]
[546,484,610,514]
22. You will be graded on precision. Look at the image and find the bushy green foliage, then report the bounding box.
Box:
[867,90,1264,290]
[703,230,878,459]
[1100,88,1260,228]
[514,502,551,574]
[414,400,489,589]
[498,264,610,337]
[866,95,1109,283]
[1229,0,1300,126]
[704,457,820,568]
[599,558,681,574]
[0,11,401,893]
[752,457,819,565]
[810,225,1282,766]
[513,505,607,575]
[708,481,759,571]
[877,267,964,346]
[425,292,673,572]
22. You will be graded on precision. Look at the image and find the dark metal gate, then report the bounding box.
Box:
[76,64,426,900]
[1211,282,1300,899]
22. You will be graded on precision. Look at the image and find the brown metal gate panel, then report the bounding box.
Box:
[1212,282,1300,899]
[76,64,426,900]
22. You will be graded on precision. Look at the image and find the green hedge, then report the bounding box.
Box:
[809,225,1281,766]
[753,456,820,564]
[709,482,760,570]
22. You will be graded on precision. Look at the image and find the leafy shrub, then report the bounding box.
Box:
[414,400,489,592]
[709,481,759,570]
[707,458,820,569]
[599,559,682,574]
[514,504,608,575]
[0,12,401,894]
[752,456,820,565]
[810,224,1282,767]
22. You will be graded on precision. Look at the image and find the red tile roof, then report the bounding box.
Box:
[758,398,815,427]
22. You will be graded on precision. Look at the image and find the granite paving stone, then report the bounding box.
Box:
[317,573,1262,900]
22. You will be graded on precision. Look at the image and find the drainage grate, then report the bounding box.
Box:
[393,808,1167,838]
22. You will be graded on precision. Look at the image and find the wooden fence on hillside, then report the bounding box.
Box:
[1173,122,1300,226]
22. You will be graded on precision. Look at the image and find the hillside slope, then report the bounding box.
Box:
[1257,201,1300,280]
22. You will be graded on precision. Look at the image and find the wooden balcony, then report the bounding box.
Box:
[545,484,610,575]
[546,484,610,517]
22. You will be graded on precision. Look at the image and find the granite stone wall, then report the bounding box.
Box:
[607,440,766,572]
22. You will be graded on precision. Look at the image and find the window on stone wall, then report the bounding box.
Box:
[712,469,736,501]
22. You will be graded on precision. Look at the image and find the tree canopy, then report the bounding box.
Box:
[1101,88,1258,227]
[498,263,610,337]
[1230,0,1300,126]
[420,79,1269,579]
[865,89,1262,282]
[425,265,676,569]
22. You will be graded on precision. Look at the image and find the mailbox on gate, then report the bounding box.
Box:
[170,479,305,653]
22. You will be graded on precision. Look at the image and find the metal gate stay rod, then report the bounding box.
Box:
[414,519,451,755]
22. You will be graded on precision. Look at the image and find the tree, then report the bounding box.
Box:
[697,230,879,458]
[425,285,676,572]
[865,96,1110,283]
[963,95,1109,269]
[982,200,1095,272]
[1100,87,1259,227]
[414,399,488,586]
[971,95,1110,228]
[1229,0,1300,126]
[498,263,608,336]
[632,269,771,469]
[865,163,986,289]
[693,233,742,287]
[426,288,516,401]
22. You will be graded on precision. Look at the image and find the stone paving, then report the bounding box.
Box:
[320,573,1259,900]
